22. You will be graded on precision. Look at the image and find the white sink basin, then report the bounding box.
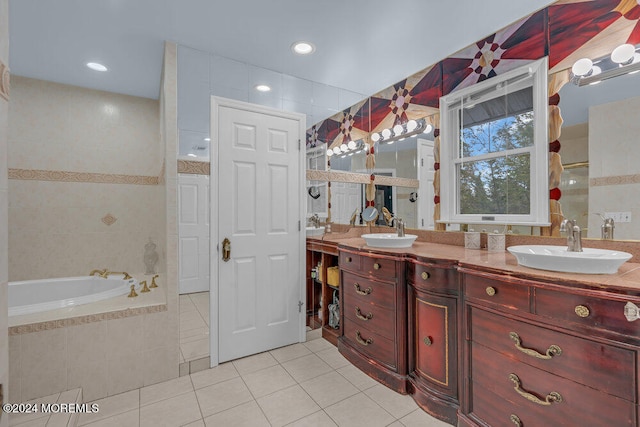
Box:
[306,226,324,237]
[362,233,417,248]
[507,245,632,274]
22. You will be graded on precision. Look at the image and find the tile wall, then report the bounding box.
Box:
[7,76,164,281]
[177,44,365,159]
[0,0,9,423]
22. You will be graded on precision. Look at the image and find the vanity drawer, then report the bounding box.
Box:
[340,251,362,273]
[535,288,640,336]
[470,307,635,401]
[343,296,395,341]
[408,262,458,294]
[343,318,396,369]
[471,343,635,427]
[340,251,397,280]
[342,271,396,311]
[463,273,530,312]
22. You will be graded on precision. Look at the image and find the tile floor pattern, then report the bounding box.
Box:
[179,292,210,363]
[9,330,450,427]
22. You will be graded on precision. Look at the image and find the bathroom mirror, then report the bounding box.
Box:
[557,71,640,240]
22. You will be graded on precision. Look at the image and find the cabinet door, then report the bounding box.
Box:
[410,287,457,396]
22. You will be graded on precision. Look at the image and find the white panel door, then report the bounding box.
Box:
[212,97,305,364]
[418,139,435,229]
[178,173,210,294]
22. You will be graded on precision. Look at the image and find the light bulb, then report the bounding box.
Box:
[571,58,593,77]
[406,120,417,132]
[381,128,391,139]
[591,65,602,76]
[371,133,380,142]
[333,147,341,155]
[347,140,357,150]
[340,143,348,152]
[393,124,404,136]
[423,124,433,134]
[611,44,635,64]
[326,149,333,157]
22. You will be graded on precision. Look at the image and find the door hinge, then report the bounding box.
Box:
[298,301,304,313]
[298,139,301,150]
[421,158,424,167]
[422,218,424,226]
[298,220,301,231]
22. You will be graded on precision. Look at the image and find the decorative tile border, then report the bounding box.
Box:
[9,168,160,185]
[177,160,210,175]
[0,60,9,101]
[590,174,640,187]
[307,169,419,188]
[9,304,167,335]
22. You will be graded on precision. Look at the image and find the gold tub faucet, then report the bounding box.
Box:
[106,271,132,280]
[90,269,109,278]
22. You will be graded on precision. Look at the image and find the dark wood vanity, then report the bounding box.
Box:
[308,236,640,426]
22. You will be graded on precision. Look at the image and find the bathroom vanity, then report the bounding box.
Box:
[322,237,640,426]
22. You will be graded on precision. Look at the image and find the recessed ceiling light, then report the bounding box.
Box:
[86,62,108,72]
[291,41,315,55]
[255,84,271,92]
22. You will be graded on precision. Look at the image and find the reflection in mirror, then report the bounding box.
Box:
[559,70,640,240]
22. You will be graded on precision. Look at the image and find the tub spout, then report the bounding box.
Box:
[90,269,108,278]
[106,271,132,280]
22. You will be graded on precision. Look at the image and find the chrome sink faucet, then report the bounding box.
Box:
[309,214,320,228]
[560,219,583,252]
[396,217,405,237]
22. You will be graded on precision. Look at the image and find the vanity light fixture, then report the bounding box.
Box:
[86,62,108,72]
[406,120,418,132]
[572,43,640,86]
[347,140,357,150]
[340,143,349,152]
[291,41,315,55]
[326,149,334,157]
[381,128,392,139]
[333,147,341,155]
[371,133,381,142]
[393,124,404,136]
[255,84,271,92]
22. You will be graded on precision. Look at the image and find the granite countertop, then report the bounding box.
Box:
[311,234,640,294]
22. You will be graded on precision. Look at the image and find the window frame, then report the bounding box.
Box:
[439,57,549,226]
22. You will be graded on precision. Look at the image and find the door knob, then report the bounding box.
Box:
[222,238,231,262]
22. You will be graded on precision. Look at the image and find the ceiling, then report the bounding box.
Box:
[8,0,556,100]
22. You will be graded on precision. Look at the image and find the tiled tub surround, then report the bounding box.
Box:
[6,57,181,404]
[8,275,174,403]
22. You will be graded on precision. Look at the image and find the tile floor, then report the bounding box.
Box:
[179,292,210,363]
[10,330,451,427]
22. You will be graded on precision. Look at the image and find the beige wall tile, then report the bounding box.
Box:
[142,345,179,387]
[66,322,109,401]
[20,328,67,400]
[8,334,20,402]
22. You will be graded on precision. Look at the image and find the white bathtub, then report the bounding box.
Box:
[9,276,134,316]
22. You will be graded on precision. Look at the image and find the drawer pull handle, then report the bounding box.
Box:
[509,332,562,360]
[486,286,496,296]
[373,263,381,270]
[423,336,432,346]
[346,257,352,263]
[354,283,372,296]
[421,271,430,280]
[624,302,640,322]
[510,414,522,427]
[355,330,373,346]
[508,373,562,406]
[575,305,590,318]
[355,307,373,321]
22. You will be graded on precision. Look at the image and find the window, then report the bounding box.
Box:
[439,58,549,226]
